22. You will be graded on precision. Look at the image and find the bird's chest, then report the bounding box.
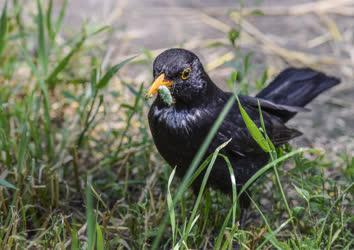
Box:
[148,105,212,167]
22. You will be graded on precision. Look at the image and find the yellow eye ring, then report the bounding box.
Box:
[181,67,191,80]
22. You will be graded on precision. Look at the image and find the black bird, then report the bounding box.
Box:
[147,48,340,222]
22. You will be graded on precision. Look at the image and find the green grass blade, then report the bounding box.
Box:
[17,124,29,172]
[87,25,111,38]
[20,45,39,76]
[187,154,213,187]
[187,214,200,235]
[96,56,136,89]
[220,154,238,225]
[96,223,104,250]
[236,96,271,152]
[0,126,11,168]
[257,100,275,151]
[36,0,48,75]
[181,139,231,244]
[21,46,54,158]
[71,227,79,250]
[214,205,234,249]
[214,154,250,249]
[55,0,68,35]
[0,178,16,189]
[257,101,297,236]
[248,193,290,250]
[317,183,354,245]
[0,1,7,57]
[86,177,96,250]
[46,0,54,41]
[46,25,106,86]
[257,217,292,250]
[238,148,312,197]
[46,35,86,85]
[167,168,177,246]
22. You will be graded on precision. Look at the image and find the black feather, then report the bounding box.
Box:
[147,49,341,213]
[256,67,341,122]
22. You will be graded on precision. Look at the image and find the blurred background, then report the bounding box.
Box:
[55,0,354,151]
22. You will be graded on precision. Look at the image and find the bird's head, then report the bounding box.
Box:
[146,48,211,105]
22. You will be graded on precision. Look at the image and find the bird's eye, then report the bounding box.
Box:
[180,67,191,80]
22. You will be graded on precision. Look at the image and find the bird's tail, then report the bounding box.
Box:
[256,67,340,122]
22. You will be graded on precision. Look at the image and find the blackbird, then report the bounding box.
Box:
[146,48,340,222]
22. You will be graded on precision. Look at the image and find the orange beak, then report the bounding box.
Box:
[146,73,173,97]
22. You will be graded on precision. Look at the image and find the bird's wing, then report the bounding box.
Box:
[243,95,310,112]
[213,97,302,157]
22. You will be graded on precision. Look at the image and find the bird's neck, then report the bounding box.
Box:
[200,78,224,105]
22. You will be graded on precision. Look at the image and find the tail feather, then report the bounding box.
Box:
[256,67,340,122]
